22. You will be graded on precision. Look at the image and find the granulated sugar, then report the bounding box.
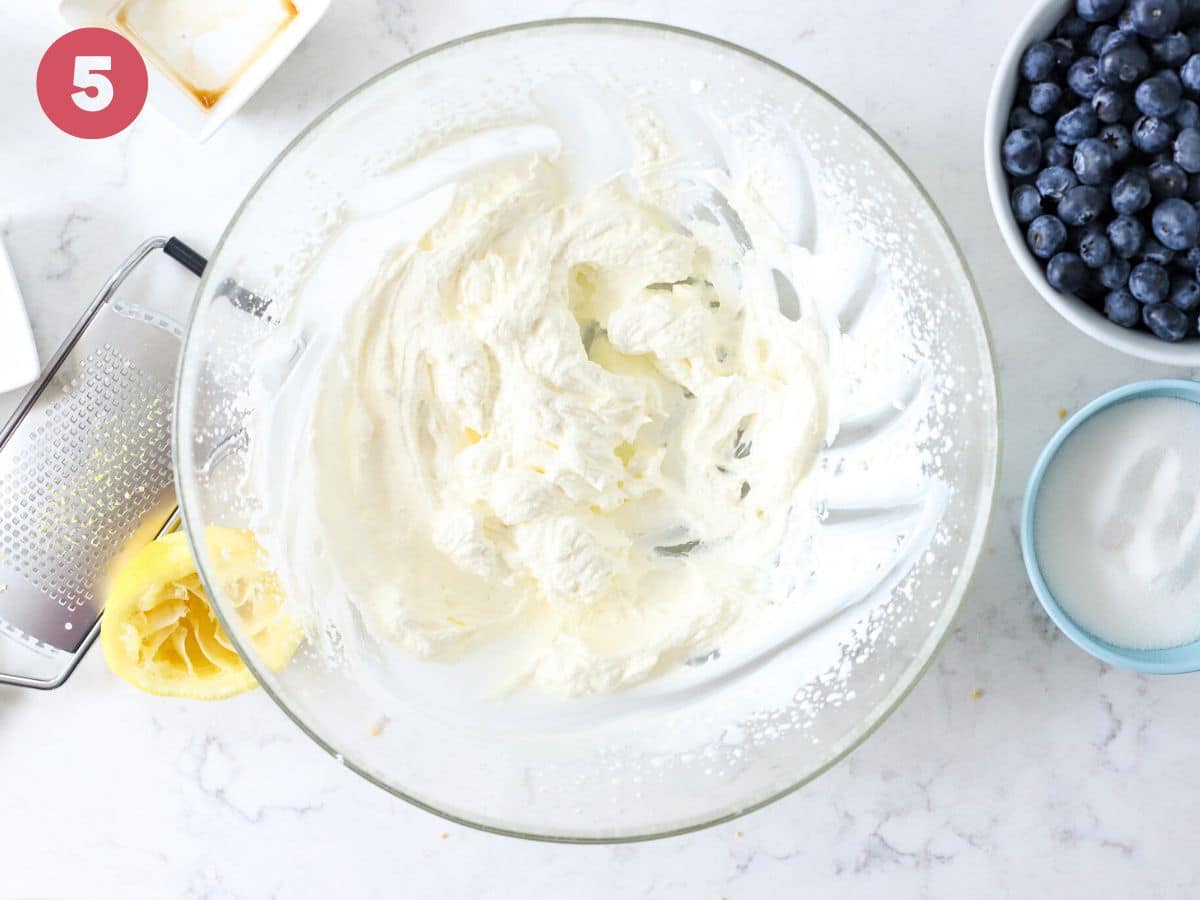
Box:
[1035,396,1200,650]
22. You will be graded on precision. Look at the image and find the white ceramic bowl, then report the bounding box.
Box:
[59,0,330,142]
[984,0,1200,365]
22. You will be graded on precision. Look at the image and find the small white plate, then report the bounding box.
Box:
[0,237,40,395]
[57,0,331,142]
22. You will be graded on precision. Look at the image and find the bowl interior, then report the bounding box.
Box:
[1022,379,1200,674]
[175,20,999,841]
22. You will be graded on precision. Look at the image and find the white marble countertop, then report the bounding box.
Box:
[3,0,1199,896]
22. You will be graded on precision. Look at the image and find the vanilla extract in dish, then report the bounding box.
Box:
[115,0,298,109]
[1034,396,1200,650]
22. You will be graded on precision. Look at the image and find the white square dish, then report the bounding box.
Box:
[57,0,331,142]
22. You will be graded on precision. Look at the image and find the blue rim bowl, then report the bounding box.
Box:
[1021,379,1200,674]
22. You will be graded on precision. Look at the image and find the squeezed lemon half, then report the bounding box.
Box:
[101,526,300,700]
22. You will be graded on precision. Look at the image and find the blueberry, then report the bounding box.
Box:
[1074,136,1116,183]
[1105,288,1143,325]
[1021,42,1058,81]
[1120,7,1138,31]
[1104,28,1139,52]
[1144,300,1190,337]
[1047,251,1090,291]
[1010,106,1051,137]
[1133,114,1176,152]
[1091,25,1118,56]
[1058,104,1101,144]
[1079,0,1125,20]
[1113,168,1154,212]
[1150,158,1190,195]
[1153,31,1194,63]
[1177,98,1200,127]
[1079,224,1115,266]
[1058,184,1109,224]
[1136,72,1184,116]
[1080,0,1126,20]
[1185,244,1200,270]
[1131,260,1172,300]
[1058,14,1093,41]
[1068,56,1104,98]
[1099,258,1132,287]
[1092,86,1126,122]
[1152,196,1200,247]
[1099,122,1134,160]
[1142,236,1179,262]
[1109,213,1148,255]
[1183,54,1200,90]
[1037,164,1080,200]
[1012,184,1043,223]
[1052,37,1078,70]
[1170,273,1200,307]
[1131,0,1182,38]
[1031,82,1065,115]
[1100,41,1151,84]
[1187,173,1200,199]
[1003,128,1043,176]
[1044,137,1075,167]
[1191,24,1200,47]
[1176,126,1200,170]
[1027,214,1069,258]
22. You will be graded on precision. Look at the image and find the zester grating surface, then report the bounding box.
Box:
[0,343,173,612]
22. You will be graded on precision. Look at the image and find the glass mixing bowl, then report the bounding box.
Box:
[175,20,998,842]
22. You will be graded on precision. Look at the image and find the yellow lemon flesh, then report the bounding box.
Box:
[101,526,300,700]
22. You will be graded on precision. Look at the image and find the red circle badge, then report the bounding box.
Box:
[37,28,148,139]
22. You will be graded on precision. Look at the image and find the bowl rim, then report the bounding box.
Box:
[983,0,1200,366]
[174,17,1002,844]
[1021,378,1200,673]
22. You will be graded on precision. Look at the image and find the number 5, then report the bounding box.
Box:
[72,55,113,112]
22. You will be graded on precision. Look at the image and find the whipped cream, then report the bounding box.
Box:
[253,110,840,697]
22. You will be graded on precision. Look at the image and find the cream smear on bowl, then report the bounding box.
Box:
[1035,396,1200,650]
[116,0,297,108]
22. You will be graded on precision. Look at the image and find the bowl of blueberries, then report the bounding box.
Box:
[986,0,1200,361]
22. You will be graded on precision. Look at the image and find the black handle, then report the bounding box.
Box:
[164,237,208,278]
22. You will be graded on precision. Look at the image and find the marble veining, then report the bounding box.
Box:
[2,0,1200,897]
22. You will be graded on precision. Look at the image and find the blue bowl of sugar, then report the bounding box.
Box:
[1022,379,1200,674]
